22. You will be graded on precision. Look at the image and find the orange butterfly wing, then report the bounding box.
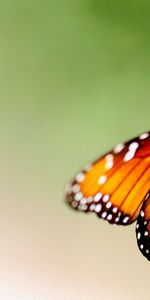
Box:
[66,132,150,225]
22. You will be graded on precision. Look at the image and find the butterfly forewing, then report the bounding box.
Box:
[66,132,150,226]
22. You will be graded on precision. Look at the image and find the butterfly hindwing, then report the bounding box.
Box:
[136,192,150,261]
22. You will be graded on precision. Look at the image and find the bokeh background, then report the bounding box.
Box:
[0,1,150,299]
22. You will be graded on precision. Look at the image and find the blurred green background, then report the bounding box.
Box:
[0,1,150,299]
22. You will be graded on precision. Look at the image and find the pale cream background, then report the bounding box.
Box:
[0,0,150,299]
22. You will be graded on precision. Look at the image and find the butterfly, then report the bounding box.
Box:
[65,131,150,261]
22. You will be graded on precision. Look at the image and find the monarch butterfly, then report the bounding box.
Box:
[65,132,150,261]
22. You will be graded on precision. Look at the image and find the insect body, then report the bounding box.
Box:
[65,132,150,261]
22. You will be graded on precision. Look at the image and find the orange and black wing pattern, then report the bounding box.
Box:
[65,132,150,226]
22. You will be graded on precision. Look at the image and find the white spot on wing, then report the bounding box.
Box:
[105,160,113,170]
[83,163,92,172]
[101,212,107,218]
[74,192,83,201]
[115,217,119,222]
[105,154,114,170]
[123,216,129,224]
[90,204,96,211]
[87,197,93,203]
[78,204,88,211]
[107,214,112,221]
[95,204,102,213]
[137,232,141,240]
[114,143,124,153]
[140,210,144,217]
[72,184,80,193]
[94,192,102,202]
[76,172,85,183]
[103,194,110,202]
[98,175,107,185]
[139,132,149,140]
[106,154,114,160]
[80,198,87,205]
[124,141,139,162]
[129,142,139,152]
[106,201,112,209]
[112,207,118,213]
[124,151,135,162]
